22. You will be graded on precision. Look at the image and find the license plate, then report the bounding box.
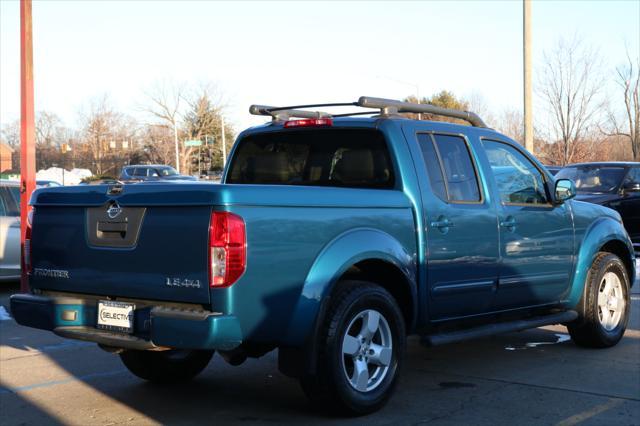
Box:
[97,301,135,333]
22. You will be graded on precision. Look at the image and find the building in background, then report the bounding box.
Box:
[0,142,14,173]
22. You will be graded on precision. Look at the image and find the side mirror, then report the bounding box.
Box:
[554,179,576,203]
[622,181,640,192]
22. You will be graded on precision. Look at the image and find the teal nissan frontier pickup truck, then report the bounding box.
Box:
[11,97,635,415]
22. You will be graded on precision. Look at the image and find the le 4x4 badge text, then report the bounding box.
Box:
[165,277,201,288]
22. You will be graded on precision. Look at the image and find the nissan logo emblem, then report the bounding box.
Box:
[107,202,123,219]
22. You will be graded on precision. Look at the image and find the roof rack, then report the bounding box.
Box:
[249,96,488,128]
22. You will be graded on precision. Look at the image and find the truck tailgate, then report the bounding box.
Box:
[29,184,213,304]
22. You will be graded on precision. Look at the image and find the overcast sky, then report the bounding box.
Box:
[1,0,638,133]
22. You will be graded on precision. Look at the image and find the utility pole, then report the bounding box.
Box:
[221,116,227,167]
[523,0,534,153]
[173,121,180,173]
[20,0,36,293]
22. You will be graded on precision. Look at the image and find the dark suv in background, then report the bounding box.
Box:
[555,162,640,254]
[119,165,197,182]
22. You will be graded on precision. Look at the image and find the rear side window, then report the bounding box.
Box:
[417,133,481,203]
[226,129,395,189]
[417,134,447,201]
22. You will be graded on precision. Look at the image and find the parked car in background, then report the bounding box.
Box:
[119,165,197,182]
[0,180,21,281]
[555,162,640,254]
[545,165,562,175]
[36,180,62,188]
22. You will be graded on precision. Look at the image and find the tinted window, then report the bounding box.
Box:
[624,167,640,184]
[432,134,481,202]
[417,134,447,201]
[0,186,19,217]
[227,129,394,189]
[159,167,178,176]
[555,165,626,193]
[0,192,6,216]
[483,140,549,205]
[133,168,147,177]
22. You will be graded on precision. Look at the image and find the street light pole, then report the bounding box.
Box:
[20,0,36,293]
[221,115,227,167]
[523,0,534,153]
[173,121,180,173]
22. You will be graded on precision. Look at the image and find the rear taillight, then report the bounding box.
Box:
[23,209,33,273]
[209,211,246,287]
[283,118,333,128]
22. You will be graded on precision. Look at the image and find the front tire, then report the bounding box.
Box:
[120,349,214,383]
[301,280,406,415]
[568,252,630,348]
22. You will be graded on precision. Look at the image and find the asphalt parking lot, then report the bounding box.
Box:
[1,265,639,426]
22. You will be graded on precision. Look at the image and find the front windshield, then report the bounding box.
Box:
[159,167,178,176]
[555,166,626,193]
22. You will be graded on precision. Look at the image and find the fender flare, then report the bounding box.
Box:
[567,216,635,309]
[281,227,417,349]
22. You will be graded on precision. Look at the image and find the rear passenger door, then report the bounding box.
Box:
[481,139,574,309]
[414,132,500,320]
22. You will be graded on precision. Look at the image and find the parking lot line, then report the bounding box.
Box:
[556,398,624,426]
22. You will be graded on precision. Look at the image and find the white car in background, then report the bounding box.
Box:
[0,180,21,281]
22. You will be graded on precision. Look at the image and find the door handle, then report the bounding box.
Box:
[430,217,454,231]
[500,217,516,230]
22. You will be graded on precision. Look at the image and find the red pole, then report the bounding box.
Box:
[20,0,36,293]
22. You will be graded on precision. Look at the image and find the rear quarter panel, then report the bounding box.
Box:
[214,187,417,345]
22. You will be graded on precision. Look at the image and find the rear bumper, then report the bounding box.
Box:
[10,294,242,351]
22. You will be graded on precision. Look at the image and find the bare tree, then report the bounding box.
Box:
[538,37,604,165]
[35,111,64,147]
[1,120,20,148]
[79,96,136,176]
[142,81,184,172]
[496,109,524,144]
[605,50,640,160]
[142,124,176,166]
[467,91,496,128]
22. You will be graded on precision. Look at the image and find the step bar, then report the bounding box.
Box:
[422,310,578,347]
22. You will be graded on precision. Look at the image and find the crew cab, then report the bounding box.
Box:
[11,97,635,415]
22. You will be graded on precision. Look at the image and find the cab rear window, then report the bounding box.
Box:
[226,129,395,189]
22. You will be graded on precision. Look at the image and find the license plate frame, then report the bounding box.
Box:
[96,300,135,333]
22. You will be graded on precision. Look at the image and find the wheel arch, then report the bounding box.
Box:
[278,228,417,378]
[568,217,635,309]
[600,239,635,287]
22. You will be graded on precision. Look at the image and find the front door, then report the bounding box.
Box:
[413,132,500,320]
[481,140,574,310]
[617,166,640,250]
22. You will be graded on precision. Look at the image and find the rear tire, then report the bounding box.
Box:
[567,252,630,348]
[120,349,214,383]
[300,280,406,415]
